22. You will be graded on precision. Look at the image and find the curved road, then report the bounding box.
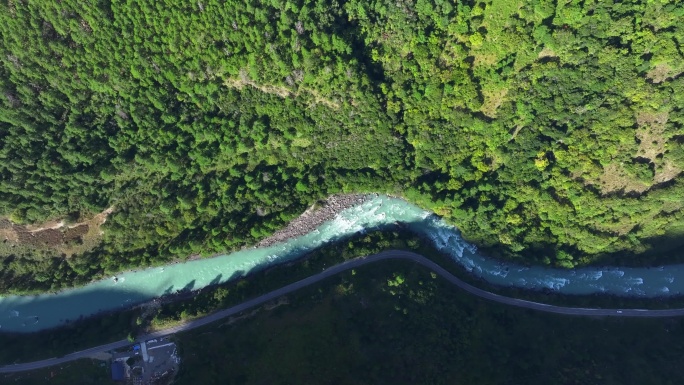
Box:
[2,249,684,373]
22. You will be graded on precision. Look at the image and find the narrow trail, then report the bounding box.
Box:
[20,206,114,233]
[2,249,683,373]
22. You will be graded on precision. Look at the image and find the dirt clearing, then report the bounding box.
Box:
[0,206,114,257]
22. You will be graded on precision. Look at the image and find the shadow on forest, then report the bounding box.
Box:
[605,231,684,267]
[3,209,684,369]
[4,210,684,339]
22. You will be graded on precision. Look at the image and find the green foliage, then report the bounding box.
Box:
[387,273,405,287]
[1,0,683,292]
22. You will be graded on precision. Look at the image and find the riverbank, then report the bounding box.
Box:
[4,224,684,369]
[166,194,372,265]
[0,230,412,366]
[171,256,684,385]
[90,195,374,287]
[254,193,372,248]
[5,244,684,372]
[6,195,684,334]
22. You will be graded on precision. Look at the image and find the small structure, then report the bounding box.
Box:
[111,361,125,382]
[141,341,149,362]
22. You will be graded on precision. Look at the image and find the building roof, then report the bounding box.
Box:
[111,361,125,381]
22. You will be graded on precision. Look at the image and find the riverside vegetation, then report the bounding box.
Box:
[1,0,684,293]
[4,227,684,367]
[0,229,416,365]
[3,230,684,384]
[174,260,684,385]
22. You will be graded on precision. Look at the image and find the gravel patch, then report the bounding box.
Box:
[255,194,372,248]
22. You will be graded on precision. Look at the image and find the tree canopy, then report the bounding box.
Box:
[0,0,683,292]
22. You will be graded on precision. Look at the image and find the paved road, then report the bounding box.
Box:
[2,249,684,373]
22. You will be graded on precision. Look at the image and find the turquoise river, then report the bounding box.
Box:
[1,195,683,332]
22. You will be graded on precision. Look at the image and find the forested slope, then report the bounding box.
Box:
[0,0,683,292]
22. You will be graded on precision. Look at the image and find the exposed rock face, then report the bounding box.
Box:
[255,194,371,248]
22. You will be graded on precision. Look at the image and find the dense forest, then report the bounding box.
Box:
[174,259,684,385]
[3,232,684,384]
[1,0,683,292]
[6,248,684,385]
[0,229,413,365]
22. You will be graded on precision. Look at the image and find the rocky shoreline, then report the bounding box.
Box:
[75,194,376,294]
[254,193,373,248]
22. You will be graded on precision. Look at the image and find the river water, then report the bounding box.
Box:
[1,195,683,332]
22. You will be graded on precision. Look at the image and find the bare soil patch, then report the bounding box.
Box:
[636,111,668,162]
[595,163,651,195]
[0,206,114,257]
[16,227,63,247]
[654,160,682,184]
[0,219,18,243]
[582,111,681,195]
[646,63,683,83]
[480,87,508,118]
[538,47,557,59]
[64,224,89,242]
[224,74,339,109]
[24,219,64,232]
[473,51,499,67]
